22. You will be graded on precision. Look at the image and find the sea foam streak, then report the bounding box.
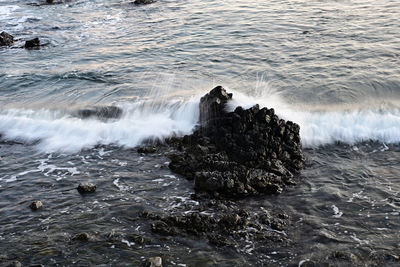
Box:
[0,91,399,153]
[0,98,199,153]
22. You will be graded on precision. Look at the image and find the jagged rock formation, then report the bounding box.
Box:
[169,86,305,197]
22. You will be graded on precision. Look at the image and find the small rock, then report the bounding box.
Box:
[134,0,157,5]
[24,38,40,49]
[302,30,311,34]
[72,232,90,241]
[30,265,45,267]
[0,32,14,46]
[77,183,96,194]
[144,257,162,267]
[29,201,43,211]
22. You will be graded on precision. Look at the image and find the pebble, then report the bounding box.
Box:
[77,183,96,194]
[29,201,43,211]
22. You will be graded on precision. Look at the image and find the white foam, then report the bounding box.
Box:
[0,97,199,153]
[331,205,343,218]
[0,5,19,17]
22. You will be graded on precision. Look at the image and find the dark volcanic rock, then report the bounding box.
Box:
[134,0,157,5]
[169,86,305,197]
[76,106,122,120]
[77,182,96,194]
[0,32,14,46]
[24,38,40,49]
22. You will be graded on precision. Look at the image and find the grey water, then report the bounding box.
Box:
[0,0,399,266]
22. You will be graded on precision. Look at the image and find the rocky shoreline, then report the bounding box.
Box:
[1,88,399,267]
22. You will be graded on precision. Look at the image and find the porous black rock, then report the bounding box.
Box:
[76,106,122,120]
[169,86,305,197]
[24,38,40,49]
[134,0,157,5]
[77,182,96,194]
[0,32,14,46]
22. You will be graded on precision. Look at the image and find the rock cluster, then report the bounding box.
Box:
[169,86,305,197]
[0,32,42,49]
[143,196,288,248]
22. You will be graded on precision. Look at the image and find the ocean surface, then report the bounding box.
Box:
[0,0,399,266]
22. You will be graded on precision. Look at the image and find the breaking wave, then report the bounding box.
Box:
[0,89,399,153]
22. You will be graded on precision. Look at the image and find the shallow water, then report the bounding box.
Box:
[0,0,399,266]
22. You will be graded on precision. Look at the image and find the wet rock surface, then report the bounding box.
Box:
[169,86,305,197]
[0,32,14,47]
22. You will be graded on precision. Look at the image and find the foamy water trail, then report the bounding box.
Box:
[0,98,199,153]
[0,90,399,153]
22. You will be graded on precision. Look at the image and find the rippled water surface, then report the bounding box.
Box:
[0,0,399,266]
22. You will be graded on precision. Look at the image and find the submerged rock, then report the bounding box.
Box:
[169,86,305,197]
[137,146,157,154]
[24,38,40,49]
[76,106,122,120]
[77,182,96,194]
[0,32,14,46]
[29,201,43,211]
[72,232,90,241]
[134,0,157,5]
